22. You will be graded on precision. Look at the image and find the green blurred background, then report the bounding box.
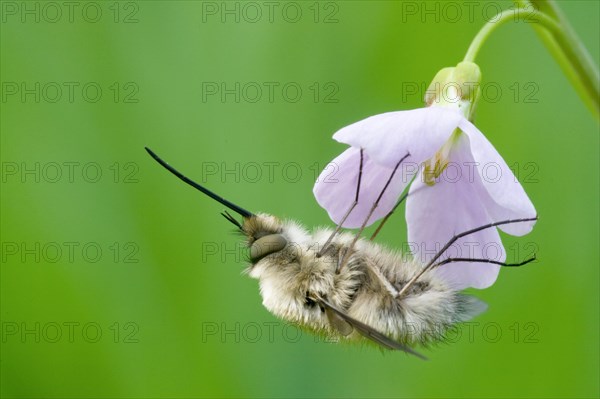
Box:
[1,1,598,398]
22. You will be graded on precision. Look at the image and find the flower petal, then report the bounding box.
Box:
[458,119,537,236]
[313,147,413,228]
[406,135,505,290]
[333,107,464,168]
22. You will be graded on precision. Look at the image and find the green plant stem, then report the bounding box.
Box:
[515,0,599,120]
[466,1,599,120]
[463,9,561,63]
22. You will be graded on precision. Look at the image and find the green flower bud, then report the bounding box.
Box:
[425,67,454,106]
[425,61,482,119]
[454,61,481,103]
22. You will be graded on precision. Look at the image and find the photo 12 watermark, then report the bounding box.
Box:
[201,81,339,104]
[401,81,540,104]
[1,81,140,104]
[1,1,140,24]
[1,321,140,343]
[1,161,140,184]
[198,239,539,265]
[400,2,540,24]
[1,241,140,264]
[200,320,540,344]
[200,1,340,24]
[169,159,539,186]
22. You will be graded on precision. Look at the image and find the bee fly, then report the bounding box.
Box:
[146,147,536,359]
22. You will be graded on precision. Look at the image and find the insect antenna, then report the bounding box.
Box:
[337,153,410,272]
[396,216,539,298]
[221,211,244,231]
[145,147,254,218]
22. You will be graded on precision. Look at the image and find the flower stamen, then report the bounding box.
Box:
[422,130,460,186]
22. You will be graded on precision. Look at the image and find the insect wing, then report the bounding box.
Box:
[320,299,427,360]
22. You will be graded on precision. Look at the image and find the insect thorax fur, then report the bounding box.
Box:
[243,212,485,347]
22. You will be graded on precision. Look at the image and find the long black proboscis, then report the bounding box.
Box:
[145,147,254,218]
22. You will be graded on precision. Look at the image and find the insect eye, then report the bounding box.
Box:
[250,234,288,262]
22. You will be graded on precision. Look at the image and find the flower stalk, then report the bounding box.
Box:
[516,0,599,120]
[465,1,599,120]
[463,7,561,63]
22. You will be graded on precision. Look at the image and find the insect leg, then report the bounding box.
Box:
[337,153,410,272]
[432,255,537,269]
[396,216,538,298]
[369,174,426,241]
[363,257,399,297]
[369,192,408,241]
[317,148,364,258]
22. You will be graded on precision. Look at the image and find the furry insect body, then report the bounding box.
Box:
[244,213,483,352]
[146,147,534,359]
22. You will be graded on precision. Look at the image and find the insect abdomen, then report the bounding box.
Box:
[249,219,485,351]
[324,235,487,346]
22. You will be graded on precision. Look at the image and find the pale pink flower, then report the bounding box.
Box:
[313,106,536,289]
